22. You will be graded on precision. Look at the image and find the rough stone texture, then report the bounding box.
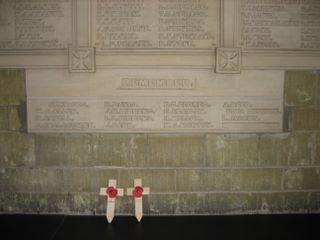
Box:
[316,133,320,165]
[285,71,318,106]
[176,169,232,192]
[35,134,94,167]
[6,168,64,193]
[292,108,320,130]
[0,69,25,106]
[0,133,35,167]
[0,107,8,130]
[206,134,259,167]
[147,134,205,167]
[259,133,313,166]
[8,107,21,131]
[0,69,320,215]
[231,169,283,191]
[93,134,147,167]
[120,169,176,193]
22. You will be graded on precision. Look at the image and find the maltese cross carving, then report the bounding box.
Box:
[216,48,241,74]
[69,47,95,73]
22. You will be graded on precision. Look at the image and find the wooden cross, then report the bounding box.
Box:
[127,179,150,222]
[99,179,124,223]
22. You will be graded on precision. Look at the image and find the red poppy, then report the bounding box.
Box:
[106,186,118,198]
[132,186,144,198]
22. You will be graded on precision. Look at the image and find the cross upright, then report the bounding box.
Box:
[99,179,124,223]
[127,179,150,222]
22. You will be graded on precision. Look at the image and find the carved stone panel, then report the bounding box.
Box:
[216,48,241,74]
[0,0,73,50]
[92,0,220,50]
[26,69,284,133]
[69,48,95,73]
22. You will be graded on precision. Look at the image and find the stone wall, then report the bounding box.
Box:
[0,69,319,215]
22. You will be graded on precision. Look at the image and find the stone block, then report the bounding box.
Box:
[0,168,10,191]
[8,168,64,193]
[120,169,175,193]
[35,134,94,167]
[282,192,308,213]
[68,193,96,214]
[205,193,258,214]
[0,192,39,213]
[0,107,8,130]
[283,168,320,190]
[93,134,147,167]
[317,72,320,106]
[147,134,205,167]
[206,134,259,167]
[38,193,70,214]
[147,194,179,215]
[0,69,25,106]
[308,192,320,212]
[176,169,231,192]
[259,133,313,166]
[283,168,303,190]
[316,133,320,165]
[0,132,35,167]
[292,108,320,130]
[255,193,284,214]
[178,193,207,214]
[8,107,21,131]
[301,168,320,189]
[285,71,317,106]
[232,169,282,191]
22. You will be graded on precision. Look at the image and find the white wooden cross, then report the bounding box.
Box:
[99,179,124,223]
[127,179,150,222]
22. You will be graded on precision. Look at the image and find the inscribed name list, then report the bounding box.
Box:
[0,0,73,49]
[241,0,320,50]
[93,0,220,49]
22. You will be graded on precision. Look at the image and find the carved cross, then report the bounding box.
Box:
[127,179,150,222]
[99,179,124,223]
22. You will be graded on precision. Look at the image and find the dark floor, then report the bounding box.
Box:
[1,214,319,240]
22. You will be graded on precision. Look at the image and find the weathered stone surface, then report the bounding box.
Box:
[8,107,21,131]
[147,135,205,167]
[0,69,25,106]
[35,134,94,167]
[282,192,309,213]
[316,133,320,165]
[232,169,282,191]
[120,169,175,193]
[308,192,320,212]
[0,107,8,130]
[293,108,320,130]
[206,134,259,167]
[283,168,304,190]
[176,169,231,192]
[7,168,64,193]
[259,133,313,166]
[283,168,320,190]
[147,194,179,215]
[38,193,70,214]
[317,73,320,106]
[205,193,258,214]
[285,71,318,106]
[93,134,147,167]
[255,194,284,213]
[68,193,97,214]
[0,133,35,167]
[301,168,320,189]
[178,194,207,214]
[0,193,39,213]
[63,168,118,193]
